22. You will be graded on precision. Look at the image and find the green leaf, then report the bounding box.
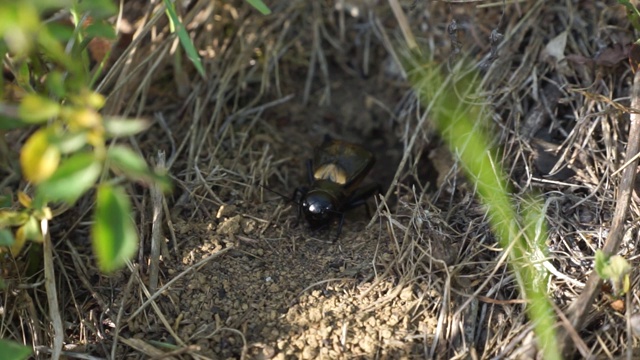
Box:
[618,0,640,32]
[0,195,11,208]
[0,210,29,227]
[45,71,66,98]
[606,255,631,277]
[107,146,172,191]
[0,116,29,129]
[84,21,117,40]
[608,255,631,295]
[0,339,32,360]
[19,0,73,13]
[107,146,149,177]
[0,229,14,246]
[0,5,37,56]
[45,22,74,42]
[594,250,607,278]
[104,118,150,137]
[75,0,117,20]
[20,216,41,242]
[148,340,180,350]
[150,172,172,193]
[20,128,61,183]
[16,62,32,91]
[18,93,60,123]
[594,251,631,296]
[245,0,271,15]
[163,0,205,78]
[51,132,88,154]
[37,152,101,204]
[0,101,29,129]
[37,29,77,77]
[92,185,138,272]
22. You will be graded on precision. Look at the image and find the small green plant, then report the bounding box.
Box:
[618,0,640,34]
[162,0,271,79]
[406,55,560,359]
[595,250,631,297]
[0,1,169,272]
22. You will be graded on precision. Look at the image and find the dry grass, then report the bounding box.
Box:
[3,0,640,358]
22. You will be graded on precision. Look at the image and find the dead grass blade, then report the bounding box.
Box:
[561,64,640,357]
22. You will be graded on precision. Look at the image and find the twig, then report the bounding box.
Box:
[149,151,166,294]
[42,219,63,360]
[388,0,418,52]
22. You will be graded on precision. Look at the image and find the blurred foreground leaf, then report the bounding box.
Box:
[0,115,30,130]
[92,185,137,272]
[0,339,32,360]
[107,146,147,176]
[0,210,29,227]
[20,216,42,242]
[20,128,60,183]
[37,152,101,204]
[84,21,117,40]
[18,93,60,123]
[74,0,117,20]
[107,146,171,191]
[0,229,14,246]
[406,54,560,359]
[104,118,150,137]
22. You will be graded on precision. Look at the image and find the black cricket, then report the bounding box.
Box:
[292,136,381,241]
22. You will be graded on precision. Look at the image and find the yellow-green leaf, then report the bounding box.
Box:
[92,185,138,272]
[69,108,101,129]
[37,152,101,204]
[104,118,150,137]
[20,128,61,183]
[72,91,105,110]
[33,207,52,221]
[0,210,29,227]
[18,93,60,123]
[21,216,42,242]
[17,191,31,208]
[52,132,88,154]
[595,250,632,296]
[11,225,27,255]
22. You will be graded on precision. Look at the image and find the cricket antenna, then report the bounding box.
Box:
[260,184,300,206]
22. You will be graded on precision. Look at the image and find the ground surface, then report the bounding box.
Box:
[5,0,640,359]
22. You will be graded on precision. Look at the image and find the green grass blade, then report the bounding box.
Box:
[407,55,560,359]
[245,0,271,15]
[163,0,205,78]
